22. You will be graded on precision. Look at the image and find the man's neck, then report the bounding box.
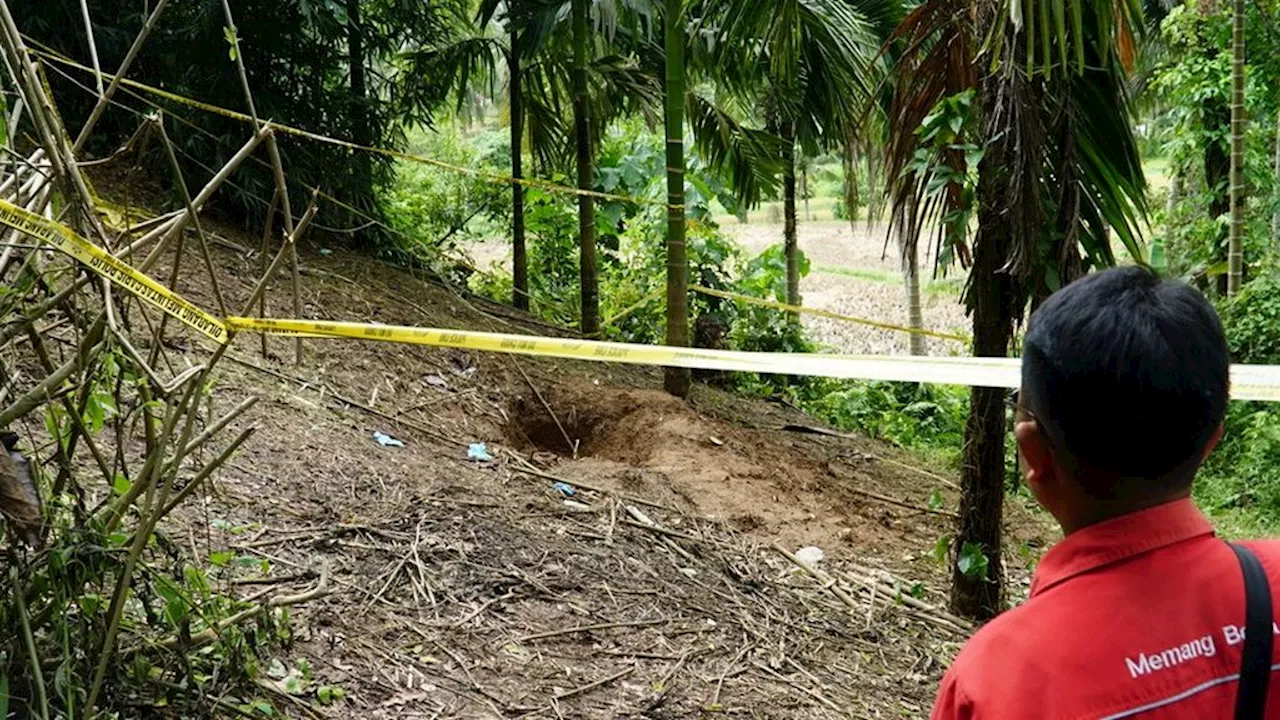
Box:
[1057,489,1193,536]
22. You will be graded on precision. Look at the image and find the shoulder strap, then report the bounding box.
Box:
[1231,542,1274,720]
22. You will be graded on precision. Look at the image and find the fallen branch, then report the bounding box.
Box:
[551,665,635,701]
[515,618,665,644]
[131,566,331,655]
[848,487,958,519]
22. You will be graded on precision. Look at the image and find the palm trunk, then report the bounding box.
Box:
[1272,109,1279,249]
[900,202,925,356]
[509,19,528,311]
[864,139,881,231]
[842,135,861,231]
[1205,96,1230,294]
[572,0,599,334]
[781,122,800,311]
[951,74,1016,622]
[347,0,372,242]
[663,0,690,398]
[802,166,811,221]
[1227,0,1245,295]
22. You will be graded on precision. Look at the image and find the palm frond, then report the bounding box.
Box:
[394,36,503,124]
[687,91,786,206]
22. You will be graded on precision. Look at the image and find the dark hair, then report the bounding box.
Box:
[1021,266,1229,490]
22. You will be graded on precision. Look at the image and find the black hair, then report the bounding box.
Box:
[1021,266,1229,491]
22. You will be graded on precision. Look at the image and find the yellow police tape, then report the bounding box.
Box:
[31,47,671,210]
[7,191,1280,403]
[689,285,969,343]
[0,199,230,344]
[220,316,1280,403]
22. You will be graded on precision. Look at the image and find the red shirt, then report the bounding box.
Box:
[932,499,1280,719]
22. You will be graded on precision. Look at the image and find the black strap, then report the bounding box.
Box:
[1232,542,1274,720]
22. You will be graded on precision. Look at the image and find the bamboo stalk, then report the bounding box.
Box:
[13,566,50,720]
[219,0,304,365]
[77,0,105,97]
[71,0,169,152]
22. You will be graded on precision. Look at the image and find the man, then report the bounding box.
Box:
[932,266,1280,719]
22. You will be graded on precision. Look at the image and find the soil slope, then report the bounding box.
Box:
[84,182,1053,718]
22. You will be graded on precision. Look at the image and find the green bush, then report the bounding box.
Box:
[809,381,968,451]
[1195,273,1280,534]
[1218,271,1280,364]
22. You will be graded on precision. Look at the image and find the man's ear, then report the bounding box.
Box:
[1201,423,1225,462]
[1014,418,1055,490]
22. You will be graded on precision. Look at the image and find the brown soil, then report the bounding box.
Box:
[48,171,1056,718]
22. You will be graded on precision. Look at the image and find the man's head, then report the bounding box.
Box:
[1016,266,1229,531]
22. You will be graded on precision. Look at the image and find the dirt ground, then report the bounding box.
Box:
[725,221,970,357]
[38,178,1055,718]
[469,218,971,357]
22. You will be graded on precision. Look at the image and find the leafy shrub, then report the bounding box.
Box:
[1218,271,1280,364]
[809,381,967,451]
[1197,273,1280,533]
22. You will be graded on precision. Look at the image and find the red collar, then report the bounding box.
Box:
[1030,498,1216,597]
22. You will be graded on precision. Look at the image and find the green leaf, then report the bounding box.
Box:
[957,542,990,578]
[927,489,944,511]
[79,593,105,615]
[317,685,346,705]
[932,534,952,563]
[113,474,131,497]
[157,582,188,625]
[208,550,234,567]
[223,26,240,62]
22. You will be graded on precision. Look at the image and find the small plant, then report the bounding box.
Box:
[956,542,990,579]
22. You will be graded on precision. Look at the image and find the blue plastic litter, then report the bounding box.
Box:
[372,431,405,448]
[468,443,495,462]
[552,482,577,497]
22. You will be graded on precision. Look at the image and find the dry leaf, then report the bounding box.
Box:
[0,432,41,546]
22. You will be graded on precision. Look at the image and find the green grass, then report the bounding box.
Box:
[1143,155,1172,195]
[813,264,965,301]
[814,264,899,283]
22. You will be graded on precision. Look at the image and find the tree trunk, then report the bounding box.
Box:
[781,122,800,311]
[864,138,881,231]
[509,17,528,311]
[900,202,925,356]
[572,0,599,334]
[1272,109,1280,250]
[1205,96,1230,294]
[1227,0,1245,295]
[802,166,811,221]
[663,0,690,398]
[842,135,861,232]
[346,0,372,241]
[951,75,1017,622]
[1166,168,1182,217]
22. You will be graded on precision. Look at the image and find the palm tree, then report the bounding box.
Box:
[885,0,1148,618]
[699,0,882,310]
[664,0,691,397]
[1227,0,1245,294]
[570,0,600,333]
[509,2,530,311]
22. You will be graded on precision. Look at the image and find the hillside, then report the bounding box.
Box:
[95,183,1054,718]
